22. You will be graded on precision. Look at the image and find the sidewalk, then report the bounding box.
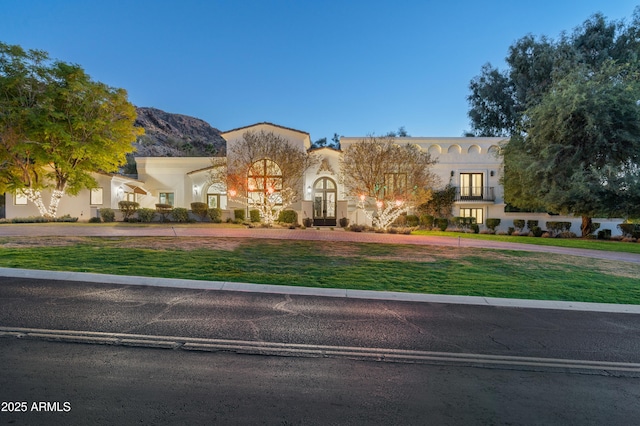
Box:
[1,223,640,314]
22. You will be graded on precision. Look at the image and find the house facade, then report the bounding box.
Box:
[3,122,623,234]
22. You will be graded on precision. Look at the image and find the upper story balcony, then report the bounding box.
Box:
[454,186,495,202]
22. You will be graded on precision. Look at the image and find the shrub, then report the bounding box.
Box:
[617,223,640,238]
[531,226,543,237]
[155,204,173,222]
[508,227,515,235]
[207,208,222,223]
[513,219,525,232]
[118,201,139,220]
[88,216,102,223]
[234,209,245,221]
[420,215,434,229]
[546,221,572,237]
[597,229,612,240]
[190,202,208,220]
[99,208,115,223]
[171,207,190,223]
[471,224,479,234]
[55,214,78,222]
[250,209,261,223]
[394,214,407,227]
[339,217,350,227]
[526,220,539,230]
[559,231,577,239]
[278,210,298,224]
[406,215,420,227]
[349,224,365,232]
[436,218,448,231]
[137,208,156,223]
[486,218,501,231]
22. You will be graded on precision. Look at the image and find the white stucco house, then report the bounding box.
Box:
[2,122,623,235]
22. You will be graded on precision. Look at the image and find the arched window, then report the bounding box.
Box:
[247,159,283,205]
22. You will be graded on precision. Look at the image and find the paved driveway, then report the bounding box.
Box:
[2,223,640,264]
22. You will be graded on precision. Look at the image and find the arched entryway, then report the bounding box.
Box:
[313,177,337,226]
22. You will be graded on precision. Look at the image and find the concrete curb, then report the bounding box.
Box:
[2,267,639,314]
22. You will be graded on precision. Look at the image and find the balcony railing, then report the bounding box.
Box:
[455,186,495,202]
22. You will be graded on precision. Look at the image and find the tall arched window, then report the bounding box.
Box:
[247,159,283,205]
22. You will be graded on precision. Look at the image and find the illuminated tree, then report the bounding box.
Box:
[341,136,437,230]
[0,42,142,217]
[223,130,317,225]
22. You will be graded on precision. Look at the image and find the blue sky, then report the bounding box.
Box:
[2,1,638,141]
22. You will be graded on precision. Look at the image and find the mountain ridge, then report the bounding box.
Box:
[133,107,226,157]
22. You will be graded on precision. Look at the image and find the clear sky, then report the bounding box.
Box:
[2,1,638,141]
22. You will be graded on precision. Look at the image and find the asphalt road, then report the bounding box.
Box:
[1,276,640,425]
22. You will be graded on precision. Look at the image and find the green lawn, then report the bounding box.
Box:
[1,236,639,305]
[412,230,640,254]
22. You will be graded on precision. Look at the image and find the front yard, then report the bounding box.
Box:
[1,235,639,305]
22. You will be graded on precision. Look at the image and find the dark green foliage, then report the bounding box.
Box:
[618,223,640,238]
[99,208,115,223]
[190,202,208,220]
[207,208,222,223]
[278,210,298,224]
[118,201,139,220]
[486,218,501,231]
[598,229,612,240]
[452,216,476,230]
[526,220,539,230]
[531,227,544,237]
[137,208,156,223]
[406,215,419,227]
[546,221,572,237]
[171,207,190,223]
[513,219,525,232]
[436,218,449,231]
[420,185,456,218]
[234,209,245,221]
[250,209,261,223]
[419,215,434,229]
[88,216,101,223]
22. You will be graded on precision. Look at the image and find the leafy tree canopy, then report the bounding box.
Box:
[467,9,640,232]
[0,42,142,217]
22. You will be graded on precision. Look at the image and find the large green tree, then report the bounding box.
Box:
[0,42,142,217]
[468,10,640,234]
[503,61,640,234]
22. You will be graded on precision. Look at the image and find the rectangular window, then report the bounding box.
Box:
[90,188,103,205]
[14,191,27,205]
[207,194,220,209]
[460,173,483,198]
[159,192,174,206]
[460,208,484,224]
[384,172,407,198]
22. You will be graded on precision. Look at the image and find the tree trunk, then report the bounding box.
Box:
[581,215,592,238]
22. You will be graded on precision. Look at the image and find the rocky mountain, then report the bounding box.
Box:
[133,107,226,157]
